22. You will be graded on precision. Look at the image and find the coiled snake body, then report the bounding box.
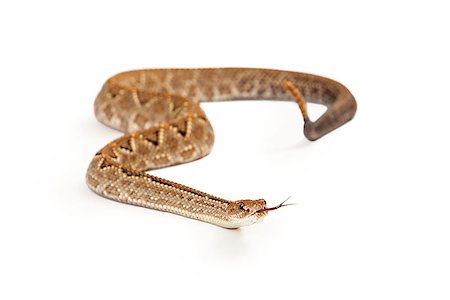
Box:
[86,68,356,228]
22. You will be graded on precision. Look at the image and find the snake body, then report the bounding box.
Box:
[86,68,356,228]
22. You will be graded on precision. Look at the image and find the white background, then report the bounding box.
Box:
[1,1,449,299]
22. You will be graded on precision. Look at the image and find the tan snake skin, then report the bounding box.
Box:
[86,68,357,228]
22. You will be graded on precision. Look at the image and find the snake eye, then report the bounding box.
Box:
[238,202,250,212]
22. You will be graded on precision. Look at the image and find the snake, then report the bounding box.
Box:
[86,68,357,228]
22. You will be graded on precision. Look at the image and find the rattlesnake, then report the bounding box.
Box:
[86,68,356,228]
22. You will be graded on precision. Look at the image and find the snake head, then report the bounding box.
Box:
[226,199,269,228]
[226,197,294,228]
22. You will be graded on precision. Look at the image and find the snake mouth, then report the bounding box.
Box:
[255,197,294,214]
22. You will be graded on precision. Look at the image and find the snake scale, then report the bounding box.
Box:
[86,68,357,228]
